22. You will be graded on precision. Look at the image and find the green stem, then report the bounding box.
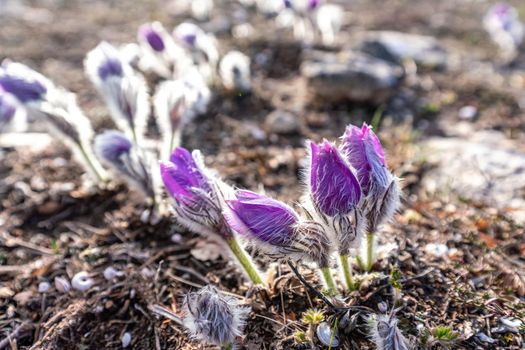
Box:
[320,267,337,295]
[226,238,265,286]
[365,233,375,272]
[78,143,107,184]
[339,254,355,291]
[222,343,233,350]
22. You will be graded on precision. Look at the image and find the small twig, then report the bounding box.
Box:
[287,261,336,310]
[0,322,33,349]
[148,304,184,326]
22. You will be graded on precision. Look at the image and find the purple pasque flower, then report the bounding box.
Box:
[309,140,361,217]
[173,22,203,48]
[138,23,166,52]
[94,130,153,197]
[182,285,250,347]
[84,41,150,143]
[341,123,400,232]
[341,123,388,194]
[161,147,230,238]
[308,0,320,10]
[225,190,331,267]
[0,61,48,103]
[305,140,364,254]
[226,190,298,246]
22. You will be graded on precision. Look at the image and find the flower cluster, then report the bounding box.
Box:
[160,123,400,294]
[0,60,108,184]
[239,0,343,46]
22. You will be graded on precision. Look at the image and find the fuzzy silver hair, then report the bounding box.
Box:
[363,176,401,233]
[182,285,250,347]
[367,313,410,350]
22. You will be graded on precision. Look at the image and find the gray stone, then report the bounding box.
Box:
[301,50,404,103]
[264,110,300,134]
[358,31,447,69]
[422,131,525,221]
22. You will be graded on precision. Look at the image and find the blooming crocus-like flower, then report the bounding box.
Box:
[219,51,251,93]
[305,140,364,254]
[161,147,265,285]
[225,190,331,267]
[483,3,524,60]
[94,130,154,199]
[84,41,150,144]
[0,88,26,133]
[182,285,250,348]
[0,61,107,183]
[341,123,400,233]
[367,313,410,350]
[173,23,219,83]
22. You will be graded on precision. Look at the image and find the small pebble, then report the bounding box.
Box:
[38,281,51,293]
[458,105,477,120]
[424,243,449,257]
[170,233,183,244]
[476,332,496,344]
[121,332,132,348]
[54,276,71,293]
[264,110,300,135]
[72,271,95,292]
[103,267,124,281]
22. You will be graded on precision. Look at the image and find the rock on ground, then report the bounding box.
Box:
[357,31,448,69]
[422,130,525,220]
[300,50,404,104]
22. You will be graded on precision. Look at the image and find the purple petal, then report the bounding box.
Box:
[138,23,165,52]
[309,140,361,216]
[226,190,298,245]
[341,123,389,194]
[94,130,132,164]
[0,68,47,103]
[308,0,319,10]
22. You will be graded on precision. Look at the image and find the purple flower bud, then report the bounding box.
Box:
[174,22,203,48]
[161,147,211,203]
[309,140,361,217]
[160,147,230,238]
[138,23,166,52]
[182,285,250,347]
[367,313,410,350]
[226,190,298,245]
[308,0,320,10]
[0,63,47,103]
[341,123,400,232]
[341,123,389,195]
[95,130,153,197]
[94,130,132,164]
[225,190,332,266]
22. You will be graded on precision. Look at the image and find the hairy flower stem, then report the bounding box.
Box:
[78,143,108,184]
[339,254,355,291]
[320,267,337,295]
[365,233,375,272]
[226,237,265,286]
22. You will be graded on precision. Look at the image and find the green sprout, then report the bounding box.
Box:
[302,309,324,325]
[293,330,307,344]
